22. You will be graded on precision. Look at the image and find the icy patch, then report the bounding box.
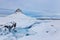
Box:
[0,26,36,40]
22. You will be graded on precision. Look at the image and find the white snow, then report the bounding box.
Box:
[0,11,60,40]
[0,12,36,28]
[17,20,60,40]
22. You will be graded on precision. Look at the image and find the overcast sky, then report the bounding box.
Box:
[0,0,60,13]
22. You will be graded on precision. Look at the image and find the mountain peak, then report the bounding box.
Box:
[15,8,22,13]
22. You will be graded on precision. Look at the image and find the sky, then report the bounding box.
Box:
[0,0,60,14]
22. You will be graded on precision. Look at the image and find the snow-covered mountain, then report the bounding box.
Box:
[1,9,60,40]
[0,9,36,28]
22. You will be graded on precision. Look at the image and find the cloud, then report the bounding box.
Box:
[0,0,60,14]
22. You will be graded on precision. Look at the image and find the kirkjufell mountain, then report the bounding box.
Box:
[0,9,36,28]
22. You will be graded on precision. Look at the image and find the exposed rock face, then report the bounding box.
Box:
[15,9,22,13]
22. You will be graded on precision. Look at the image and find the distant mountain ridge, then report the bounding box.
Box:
[0,8,60,18]
[0,8,14,15]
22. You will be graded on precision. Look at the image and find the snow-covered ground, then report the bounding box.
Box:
[0,10,60,40]
[16,20,60,40]
[0,20,60,40]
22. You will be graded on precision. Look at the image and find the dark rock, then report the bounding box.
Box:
[26,34,30,36]
[46,31,49,33]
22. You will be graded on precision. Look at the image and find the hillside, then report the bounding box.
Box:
[0,9,36,28]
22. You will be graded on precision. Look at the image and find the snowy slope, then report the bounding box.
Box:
[0,11,36,28]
